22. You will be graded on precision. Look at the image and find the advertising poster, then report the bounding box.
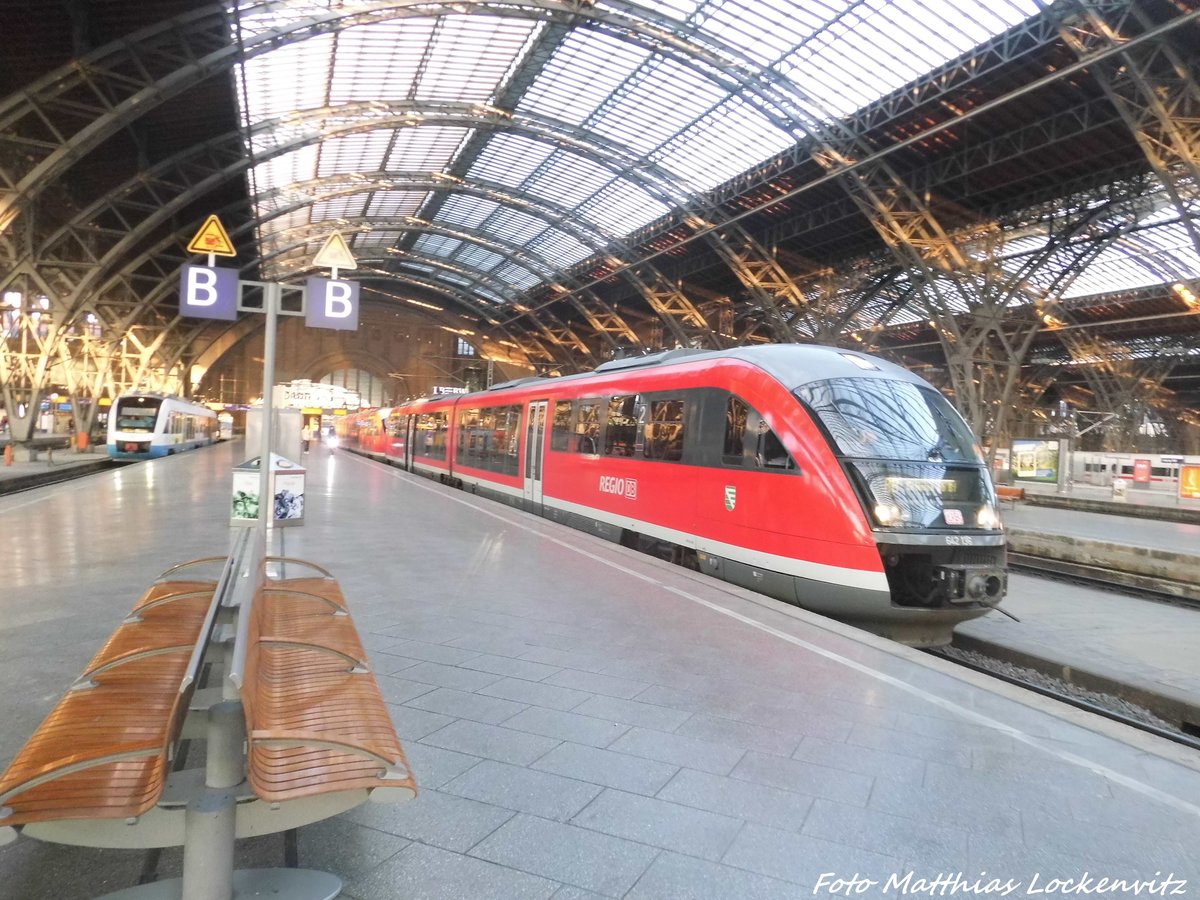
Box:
[231,470,260,521]
[274,472,305,521]
[1010,439,1061,483]
[1181,465,1200,501]
[1133,458,1152,483]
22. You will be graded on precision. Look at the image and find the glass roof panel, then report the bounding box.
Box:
[250,145,319,196]
[527,230,594,268]
[309,196,367,221]
[776,0,1042,120]
[414,17,540,103]
[634,0,705,20]
[517,31,650,127]
[412,234,464,259]
[652,94,796,189]
[586,57,726,159]
[366,191,431,218]
[576,181,673,235]
[236,32,333,123]
[327,20,437,104]
[437,196,502,231]
[466,134,557,190]
[475,207,559,248]
[455,245,511,274]
[692,0,833,65]
[384,127,473,172]
[316,132,394,177]
[353,230,406,248]
[1061,222,1200,298]
[491,263,542,291]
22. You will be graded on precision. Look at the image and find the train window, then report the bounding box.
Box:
[416,411,448,460]
[551,401,573,451]
[457,408,482,466]
[491,405,521,476]
[644,398,685,461]
[577,401,602,454]
[457,405,521,474]
[604,395,640,457]
[796,378,979,464]
[722,396,796,471]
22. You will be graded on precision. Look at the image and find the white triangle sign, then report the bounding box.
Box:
[313,232,357,271]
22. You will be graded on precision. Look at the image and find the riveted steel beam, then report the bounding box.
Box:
[1042,0,1200,258]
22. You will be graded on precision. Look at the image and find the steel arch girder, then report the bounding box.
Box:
[258,215,638,353]
[27,113,681,351]
[1047,0,1200,259]
[0,1,834,347]
[73,168,672,364]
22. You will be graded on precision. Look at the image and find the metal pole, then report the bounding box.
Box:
[180,701,244,900]
[259,283,278,527]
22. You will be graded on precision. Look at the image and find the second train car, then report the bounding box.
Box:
[106,393,219,460]
[343,345,1007,646]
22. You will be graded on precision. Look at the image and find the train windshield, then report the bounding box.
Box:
[795,377,981,463]
[114,398,163,432]
[796,378,997,529]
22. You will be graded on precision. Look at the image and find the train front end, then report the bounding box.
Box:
[107,395,166,459]
[795,360,1007,646]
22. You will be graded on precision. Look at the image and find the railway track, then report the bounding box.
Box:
[0,458,123,496]
[925,644,1200,752]
[1008,550,1200,610]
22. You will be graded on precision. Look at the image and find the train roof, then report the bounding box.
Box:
[460,344,930,403]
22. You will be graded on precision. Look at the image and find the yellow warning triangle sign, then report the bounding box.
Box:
[186,215,237,257]
[313,232,357,271]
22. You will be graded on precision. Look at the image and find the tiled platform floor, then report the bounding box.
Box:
[2,439,1198,899]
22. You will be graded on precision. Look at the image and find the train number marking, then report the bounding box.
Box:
[945,535,974,546]
[599,475,638,499]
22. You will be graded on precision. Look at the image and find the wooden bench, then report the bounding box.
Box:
[0,528,415,899]
[996,484,1026,506]
[234,562,415,807]
[0,551,229,836]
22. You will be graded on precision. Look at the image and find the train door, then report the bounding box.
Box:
[404,414,416,471]
[524,400,548,507]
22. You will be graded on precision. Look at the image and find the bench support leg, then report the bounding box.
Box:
[182,700,242,900]
[181,792,236,900]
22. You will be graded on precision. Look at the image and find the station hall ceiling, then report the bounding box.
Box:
[1,0,1198,409]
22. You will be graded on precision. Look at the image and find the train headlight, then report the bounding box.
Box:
[873,502,903,526]
[977,504,1001,530]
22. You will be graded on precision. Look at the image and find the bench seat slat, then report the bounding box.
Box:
[79,589,214,682]
[129,580,218,614]
[264,577,348,612]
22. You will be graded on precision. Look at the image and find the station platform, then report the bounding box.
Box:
[0,445,112,493]
[1003,495,1200,597]
[2,439,1199,899]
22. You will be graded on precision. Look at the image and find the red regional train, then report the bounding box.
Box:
[340,345,1007,646]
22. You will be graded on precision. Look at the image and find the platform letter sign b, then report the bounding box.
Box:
[306,277,360,331]
[180,265,237,320]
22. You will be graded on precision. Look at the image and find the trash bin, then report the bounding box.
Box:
[231,453,306,526]
[1111,477,1127,501]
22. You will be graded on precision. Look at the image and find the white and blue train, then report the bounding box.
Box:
[106,393,218,460]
